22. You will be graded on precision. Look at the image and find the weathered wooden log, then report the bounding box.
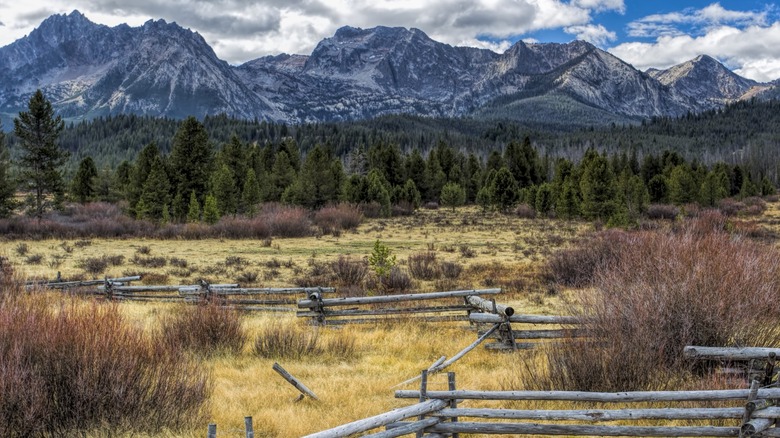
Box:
[395,388,780,402]
[297,305,473,318]
[313,315,471,325]
[272,363,318,401]
[741,418,775,436]
[302,399,449,438]
[432,407,780,421]
[427,422,740,436]
[684,346,780,361]
[245,416,254,438]
[297,289,501,308]
[466,296,514,317]
[479,328,582,339]
[227,299,297,305]
[485,342,537,351]
[31,275,141,289]
[469,312,580,324]
[210,287,335,296]
[371,418,441,437]
[230,306,295,312]
[100,284,188,292]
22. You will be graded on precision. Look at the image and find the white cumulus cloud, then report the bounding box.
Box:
[565,24,617,46]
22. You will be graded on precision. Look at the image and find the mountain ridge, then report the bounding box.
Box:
[1,10,777,128]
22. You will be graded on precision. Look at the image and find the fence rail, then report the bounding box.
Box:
[307,370,780,437]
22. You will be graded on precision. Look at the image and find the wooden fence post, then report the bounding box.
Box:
[207,423,217,438]
[417,370,428,438]
[245,416,254,438]
[273,362,319,401]
[448,372,459,438]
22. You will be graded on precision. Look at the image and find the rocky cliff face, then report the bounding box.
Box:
[0,11,773,127]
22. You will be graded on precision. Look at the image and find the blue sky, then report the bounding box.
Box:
[1,0,779,80]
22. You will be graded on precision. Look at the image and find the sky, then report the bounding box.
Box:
[0,0,779,81]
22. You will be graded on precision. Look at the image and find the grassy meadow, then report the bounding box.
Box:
[2,202,780,436]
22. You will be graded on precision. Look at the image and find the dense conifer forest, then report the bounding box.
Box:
[0,98,778,226]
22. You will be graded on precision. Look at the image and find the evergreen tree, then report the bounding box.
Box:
[0,123,17,217]
[14,90,68,218]
[647,174,668,203]
[404,148,427,198]
[440,182,466,211]
[760,176,777,196]
[535,183,554,216]
[218,135,248,192]
[138,158,171,221]
[491,167,520,213]
[71,156,98,203]
[128,143,161,215]
[202,194,220,224]
[169,117,213,219]
[268,150,296,202]
[240,168,261,215]
[187,191,201,223]
[740,176,759,198]
[366,169,392,216]
[463,153,483,203]
[424,152,447,202]
[668,165,697,205]
[556,178,580,219]
[699,170,730,207]
[210,163,238,216]
[579,150,617,220]
[396,179,422,209]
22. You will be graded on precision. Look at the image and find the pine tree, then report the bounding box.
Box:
[202,194,220,224]
[138,158,171,221]
[240,168,261,215]
[0,123,17,217]
[128,143,161,215]
[71,156,98,203]
[268,150,296,202]
[556,178,580,219]
[169,117,213,219]
[579,151,617,220]
[535,183,554,216]
[14,90,68,218]
[187,191,201,223]
[699,170,729,207]
[366,170,392,216]
[440,182,466,211]
[491,167,520,213]
[210,164,238,216]
[668,165,697,205]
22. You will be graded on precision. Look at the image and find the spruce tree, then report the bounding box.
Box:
[169,117,213,219]
[491,167,520,213]
[187,191,201,223]
[202,194,220,224]
[0,123,17,217]
[138,158,171,221]
[240,168,261,215]
[534,183,554,216]
[14,90,68,218]
[210,164,238,216]
[71,156,98,203]
[366,170,392,216]
[668,165,697,205]
[440,182,466,211]
[579,151,617,220]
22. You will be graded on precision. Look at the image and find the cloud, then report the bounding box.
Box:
[0,0,627,63]
[627,2,768,38]
[610,23,780,82]
[565,24,616,46]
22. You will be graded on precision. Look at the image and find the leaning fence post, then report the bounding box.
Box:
[272,362,319,401]
[207,423,217,438]
[245,416,254,438]
[448,371,460,438]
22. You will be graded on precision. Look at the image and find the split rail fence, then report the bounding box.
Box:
[306,370,780,437]
[27,274,335,312]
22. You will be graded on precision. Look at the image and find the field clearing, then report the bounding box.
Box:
[4,203,780,437]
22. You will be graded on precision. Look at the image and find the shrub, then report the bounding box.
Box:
[408,252,441,280]
[235,271,259,284]
[224,256,248,268]
[169,257,189,268]
[515,204,537,219]
[542,230,628,288]
[539,227,780,392]
[645,204,679,220]
[440,261,463,280]
[380,267,413,294]
[78,257,108,276]
[254,321,320,360]
[331,256,368,287]
[314,204,363,235]
[159,302,246,355]
[132,255,167,268]
[14,243,28,256]
[0,296,208,436]
[25,254,43,265]
[261,203,313,238]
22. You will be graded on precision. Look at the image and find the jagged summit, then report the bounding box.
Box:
[0,11,772,128]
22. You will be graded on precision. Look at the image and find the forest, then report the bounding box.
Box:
[0,93,778,228]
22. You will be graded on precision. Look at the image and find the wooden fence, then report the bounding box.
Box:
[296,288,502,325]
[29,275,335,312]
[305,370,780,437]
[468,309,581,351]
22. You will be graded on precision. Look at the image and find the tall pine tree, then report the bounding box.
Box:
[71,156,98,203]
[0,123,16,217]
[14,90,68,219]
[169,117,213,220]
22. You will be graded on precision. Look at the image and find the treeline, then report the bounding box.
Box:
[66,117,775,227]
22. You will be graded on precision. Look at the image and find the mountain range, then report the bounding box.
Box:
[0,10,776,129]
